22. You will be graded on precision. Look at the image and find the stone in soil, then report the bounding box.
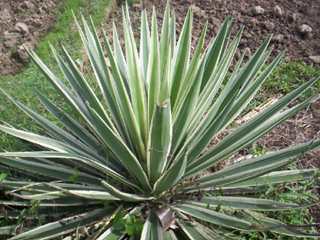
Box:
[298,24,313,38]
[0,8,11,21]
[309,55,320,64]
[14,22,30,35]
[273,5,283,17]
[251,6,265,15]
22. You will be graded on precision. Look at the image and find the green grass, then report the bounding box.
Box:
[264,61,320,94]
[244,61,320,113]
[0,0,112,151]
[239,175,319,240]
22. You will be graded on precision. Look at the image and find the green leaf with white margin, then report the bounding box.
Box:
[177,221,207,240]
[221,52,284,128]
[123,5,148,144]
[147,8,161,123]
[188,196,300,211]
[140,10,150,81]
[112,21,128,84]
[0,125,84,155]
[193,138,320,189]
[96,228,123,240]
[148,101,172,184]
[187,76,320,176]
[8,207,115,240]
[0,151,139,190]
[186,29,243,156]
[28,49,93,126]
[173,203,253,231]
[73,15,123,133]
[153,151,187,195]
[225,169,319,188]
[103,29,146,160]
[158,2,172,103]
[164,230,178,240]
[173,22,207,117]
[53,44,116,133]
[37,92,100,150]
[102,180,153,202]
[170,9,192,107]
[188,35,270,161]
[240,210,320,238]
[88,107,151,191]
[200,17,232,90]
[0,89,102,162]
[0,226,16,236]
[0,157,100,186]
[177,220,223,240]
[140,211,163,240]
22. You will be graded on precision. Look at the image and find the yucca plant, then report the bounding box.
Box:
[0,3,319,240]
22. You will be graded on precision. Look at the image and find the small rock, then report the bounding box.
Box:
[15,22,29,35]
[3,31,20,48]
[16,42,34,62]
[29,17,42,28]
[211,16,221,27]
[298,24,312,38]
[264,21,275,30]
[273,34,284,42]
[0,8,11,21]
[21,0,35,10]
[288,13,298,22]
[191,5,207,18]
[311,99,320,118]
[16,45,29,62]
[244,47,252,56]
[252,6,265,15]
[4,39,17,48]
[4,31,18,40]
[298,24,312,33]
[273,5,283,16]
[250,17,259,26]
[131,2,142,9]
[309,55,320,64]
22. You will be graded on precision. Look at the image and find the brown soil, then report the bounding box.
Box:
[109,0,320,64]
[0,0,61,75]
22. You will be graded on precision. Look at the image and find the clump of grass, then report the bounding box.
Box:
[264,61,320,95]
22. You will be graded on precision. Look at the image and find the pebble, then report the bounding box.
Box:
[264,21,275,30]
[244,47,252,56]
[309,55,320,64]
[21,1,35,10]
[0,8,11,21]
[15,22,30,35]
[298,24,312,38]
[311,100,320,118]
[298,24,312,34]
[274,5,283,16]
[16,43,32,62]
[191,5,207,17]
[252,6,265,15]
[3,31,20,48]
[273,34,284,43]
[288,13,298,22]
[211,16,221,27]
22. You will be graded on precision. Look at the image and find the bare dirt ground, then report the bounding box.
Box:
[0,0,60,75]
[108,0,320,63]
